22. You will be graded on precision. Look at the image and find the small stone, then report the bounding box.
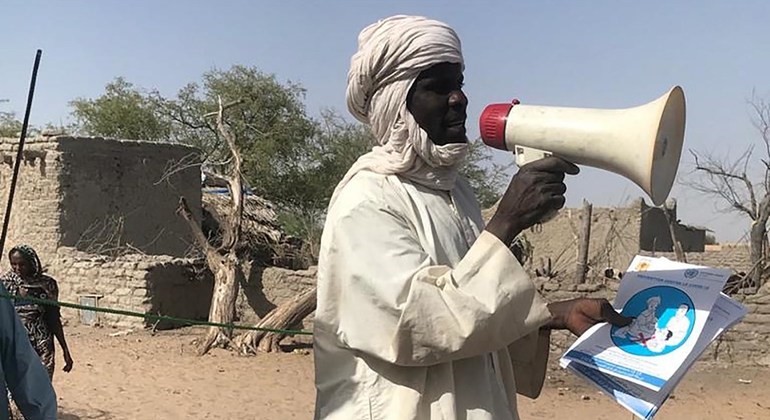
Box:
[581,395,591,401]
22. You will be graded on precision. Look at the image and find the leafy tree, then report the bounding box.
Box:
[69,77,171,141]
[460,139,507,209]
[276,108,376,258]
[152,65,317,209]
[0,111,22,138]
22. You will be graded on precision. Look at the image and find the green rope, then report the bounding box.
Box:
[0,293,312,336]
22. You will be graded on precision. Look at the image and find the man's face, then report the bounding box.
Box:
[406,62,467,146]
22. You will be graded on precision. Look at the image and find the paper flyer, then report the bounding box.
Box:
[562,292,747,419]
[562,255,731,391]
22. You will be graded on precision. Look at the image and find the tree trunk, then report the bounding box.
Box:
[749,221,766,289]
[198,252,241,355]
[574,199,592,284]
[175,98,247,356]
[235,286,317,354]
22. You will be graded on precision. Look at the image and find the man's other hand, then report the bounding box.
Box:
[545,297,632,337]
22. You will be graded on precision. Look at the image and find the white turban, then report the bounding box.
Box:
[330,15,469,207]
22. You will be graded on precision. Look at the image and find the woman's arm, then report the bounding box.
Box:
[42,279,73,372]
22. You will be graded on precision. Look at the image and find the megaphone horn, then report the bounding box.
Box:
[479,86,686,207]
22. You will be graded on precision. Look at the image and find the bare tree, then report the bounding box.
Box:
[687,94,770,289]
[173,96,318,355]
[177,97,246,355]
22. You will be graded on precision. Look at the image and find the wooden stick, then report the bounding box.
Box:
[0,49,42,260]
[575,199,593,284]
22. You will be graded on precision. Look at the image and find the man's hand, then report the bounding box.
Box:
[485,156,579,246]
[545,298,632,337]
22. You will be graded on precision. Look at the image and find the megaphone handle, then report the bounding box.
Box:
[515,145,553,167]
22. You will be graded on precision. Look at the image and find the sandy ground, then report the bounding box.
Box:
[51,325,770,420]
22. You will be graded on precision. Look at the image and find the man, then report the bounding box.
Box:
[1,282,58,419]
[662,304,691,346]
[314,15,631,420]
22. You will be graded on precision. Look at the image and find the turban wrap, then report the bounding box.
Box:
[330,15,469,206]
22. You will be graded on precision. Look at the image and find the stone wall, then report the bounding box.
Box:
[722,287,770,365]
[49,247,315,332]
[50,249,212,329]
[0,136,202,263]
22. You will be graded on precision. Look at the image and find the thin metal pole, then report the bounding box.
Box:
[0,49,43,260]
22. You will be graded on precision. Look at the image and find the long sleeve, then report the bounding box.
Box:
[317,194,552,367]
[0,284,58,419]
[508,329,551,399]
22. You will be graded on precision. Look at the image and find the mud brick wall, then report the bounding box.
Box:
[237,265,317,333]
[0,136,202,263]
[49,249,212,329]
[644,244,752,274]
[522,205,642,278]
[708,285,770,366]
[0,138,65,260]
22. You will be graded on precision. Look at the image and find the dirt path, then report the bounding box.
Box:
[53,326,770,419]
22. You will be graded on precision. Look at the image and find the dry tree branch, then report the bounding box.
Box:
[688,149,758,219]
[174,97,247,256]
[176,196,217,256]
[155,152,202,186]
[209,97,246,253]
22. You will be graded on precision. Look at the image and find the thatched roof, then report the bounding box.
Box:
[201,188,283,247]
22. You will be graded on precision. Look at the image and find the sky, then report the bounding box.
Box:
[1,1,768,242]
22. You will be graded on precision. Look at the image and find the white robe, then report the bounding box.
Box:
[314,170,553,420]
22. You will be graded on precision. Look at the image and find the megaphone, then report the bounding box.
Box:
[479,86,686,207]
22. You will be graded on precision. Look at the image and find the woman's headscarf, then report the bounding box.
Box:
[330,15,469,207]
[10,244,43,277]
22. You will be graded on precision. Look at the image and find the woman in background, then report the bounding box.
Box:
[2,245,73,419]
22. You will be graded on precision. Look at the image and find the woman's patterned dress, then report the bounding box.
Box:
[2,272,59,419]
